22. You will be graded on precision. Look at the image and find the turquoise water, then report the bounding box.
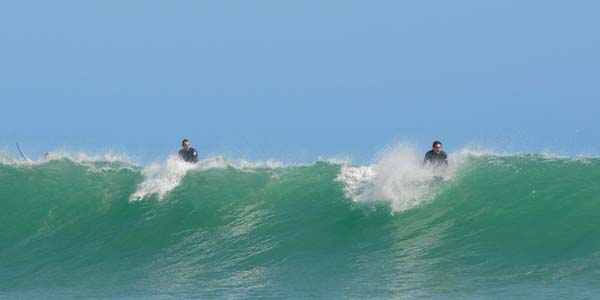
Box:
[1,152,600,299]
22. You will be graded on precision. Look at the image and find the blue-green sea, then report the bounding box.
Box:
[1,150,599,299]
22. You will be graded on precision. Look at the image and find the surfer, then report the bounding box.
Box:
[179,139,198,163]
[424,140,448,166]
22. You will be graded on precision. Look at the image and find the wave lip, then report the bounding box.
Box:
[129,155,203,201]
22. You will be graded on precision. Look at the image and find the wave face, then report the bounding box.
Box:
[1,153,600,299]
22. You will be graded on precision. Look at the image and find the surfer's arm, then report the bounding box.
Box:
[423,152,432,165]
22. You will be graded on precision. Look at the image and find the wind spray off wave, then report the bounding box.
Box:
[337,145,459,211]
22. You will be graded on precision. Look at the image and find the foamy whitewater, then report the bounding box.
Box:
[1,145,599,300]
[337,146,460,212]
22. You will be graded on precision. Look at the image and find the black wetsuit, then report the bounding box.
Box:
[424,150,448,166]
[179,147,198,163]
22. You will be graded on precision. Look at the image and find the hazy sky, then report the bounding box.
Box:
[1,1,598,163]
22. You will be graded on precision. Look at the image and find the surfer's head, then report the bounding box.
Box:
[182,139,190,150]
[432,141,442,153]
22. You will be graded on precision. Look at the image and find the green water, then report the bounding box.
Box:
[1,155,599,299]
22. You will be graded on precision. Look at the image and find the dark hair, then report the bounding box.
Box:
[432,140,442,148]
[182,139,190,146]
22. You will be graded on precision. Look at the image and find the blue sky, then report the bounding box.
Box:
[1,1,598,163]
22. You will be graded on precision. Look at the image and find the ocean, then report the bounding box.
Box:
[1,147,599,299]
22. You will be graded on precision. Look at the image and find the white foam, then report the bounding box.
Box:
[457,147,595,163]
[0,149,137,170]
[235,159,292,171]
[36,150,139,174]
[129,156,293,201]
[318,156,352,165]
[43,150,135,164]
[130,155,205,201]
[336,145,598,212]
[336,144,457,212]
[0,151,18,165]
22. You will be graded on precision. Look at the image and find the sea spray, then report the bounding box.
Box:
[337,145,457,211]
[130,155,206,201]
